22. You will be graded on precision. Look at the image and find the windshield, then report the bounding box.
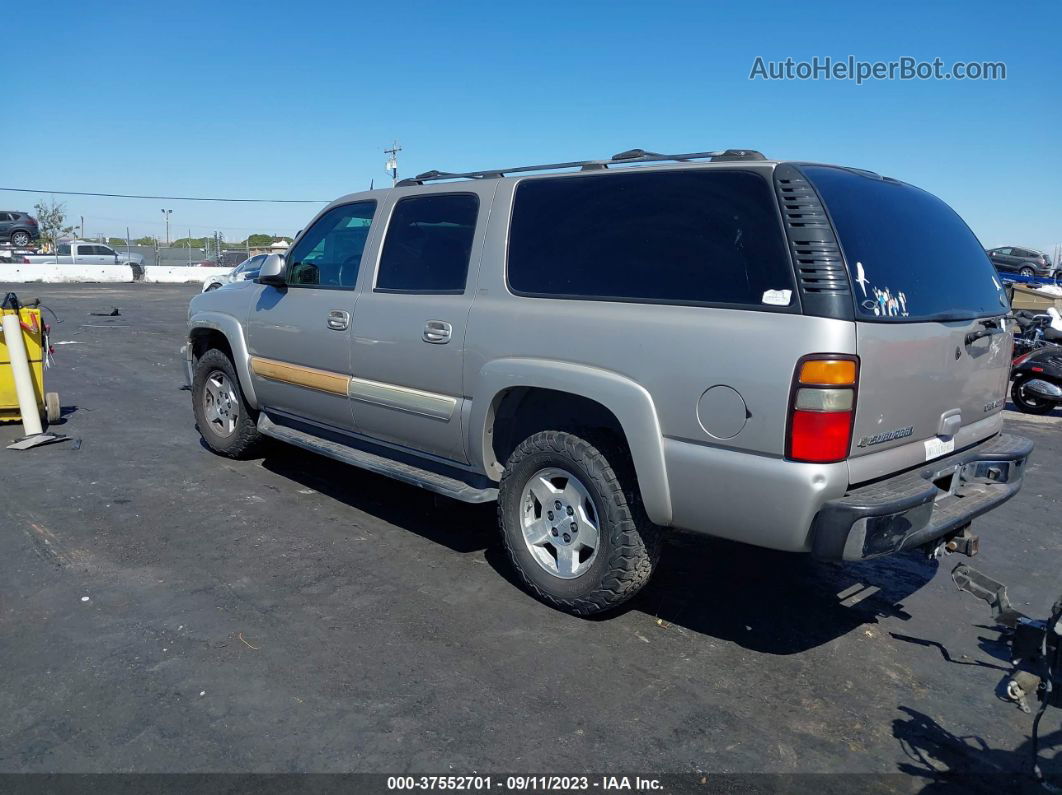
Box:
[803,166,1008,322]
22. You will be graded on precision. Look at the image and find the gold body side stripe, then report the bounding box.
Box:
[249,356,351,397]
[249,356,457,420]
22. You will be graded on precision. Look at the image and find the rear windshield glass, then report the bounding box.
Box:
[507,169,795,309]
[803,166,1007,322]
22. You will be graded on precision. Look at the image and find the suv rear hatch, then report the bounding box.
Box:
[802,166,1012,480]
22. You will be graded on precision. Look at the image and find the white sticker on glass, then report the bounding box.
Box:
[762,289,792,306]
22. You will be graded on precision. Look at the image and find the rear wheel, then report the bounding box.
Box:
[11,230,30,247]
[498,430,660,615]
[1011,377,1056,415]
[192,349,261,457]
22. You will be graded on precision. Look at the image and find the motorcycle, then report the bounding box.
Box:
[1011,344,1062,415]
[1012,309,1062,357]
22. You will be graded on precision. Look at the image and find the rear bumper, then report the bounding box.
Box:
[810,433,1034,561]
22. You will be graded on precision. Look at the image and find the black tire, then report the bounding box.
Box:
[192,348,262,457]
[498,430,661,615]
[11,230,30,247]
[1011,378,1056,415]
[1019,266,1036,277]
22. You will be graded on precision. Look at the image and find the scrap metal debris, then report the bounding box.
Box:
[7,433,71,450]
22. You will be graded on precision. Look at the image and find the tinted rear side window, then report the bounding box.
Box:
[803,166,1007,322]
[376,194,479,293]
[507,170,795,308]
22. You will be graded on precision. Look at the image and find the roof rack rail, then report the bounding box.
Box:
[395,148,766,187]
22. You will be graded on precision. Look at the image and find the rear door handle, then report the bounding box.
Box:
[327,310,350,331]
[965,326,1004,345]
[423,320,452,344]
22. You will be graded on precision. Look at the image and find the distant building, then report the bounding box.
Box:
[250,239,291,257]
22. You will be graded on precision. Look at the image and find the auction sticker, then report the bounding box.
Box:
[924,437,955,461]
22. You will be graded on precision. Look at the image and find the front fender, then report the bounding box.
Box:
[470,358,673,527]
[187,311,258,408]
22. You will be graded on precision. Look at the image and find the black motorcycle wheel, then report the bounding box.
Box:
[1011,378,1057,415]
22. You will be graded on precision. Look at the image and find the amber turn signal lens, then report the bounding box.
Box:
[798,359,857,386]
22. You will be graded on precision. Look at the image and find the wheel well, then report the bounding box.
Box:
[489,387,631,471]
[189,328,233,364]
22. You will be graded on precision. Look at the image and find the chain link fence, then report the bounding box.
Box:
[115,244,255,268]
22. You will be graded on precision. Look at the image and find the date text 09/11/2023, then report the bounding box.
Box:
[385,775,664,791]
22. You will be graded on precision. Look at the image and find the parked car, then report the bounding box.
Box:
[202,254,267,292]
[0,211,40,247]
[986,246,1056,279]
[186,147,1032,615]
[22,241,144,267]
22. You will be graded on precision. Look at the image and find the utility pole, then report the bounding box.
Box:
[161,209,172,246]
[80,216,84,239]
[385,140,402,186]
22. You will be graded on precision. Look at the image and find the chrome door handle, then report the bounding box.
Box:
[423,320,452,344]
[327,310,350,331]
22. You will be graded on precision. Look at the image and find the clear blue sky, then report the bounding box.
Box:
[4,0,1059,253]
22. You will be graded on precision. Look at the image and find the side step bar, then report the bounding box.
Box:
[257,414,498,504]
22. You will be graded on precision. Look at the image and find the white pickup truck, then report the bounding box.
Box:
[21,241,145,267]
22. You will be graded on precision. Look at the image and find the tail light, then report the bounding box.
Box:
[786,355,859,463]
[1013,351,1034,367]
[27,216,38,225]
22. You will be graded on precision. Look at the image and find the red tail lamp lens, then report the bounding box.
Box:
[789,410,853,463]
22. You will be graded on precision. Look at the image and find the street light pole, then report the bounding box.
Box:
[161,209,172,246]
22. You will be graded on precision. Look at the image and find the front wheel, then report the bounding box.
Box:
[1011,378,1057,415]
[498,430,661,615]
[1019,266,1036,277]
[192,349,262,457]
[11,231,30,247]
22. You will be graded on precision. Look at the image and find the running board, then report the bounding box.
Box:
[257,415,498,504]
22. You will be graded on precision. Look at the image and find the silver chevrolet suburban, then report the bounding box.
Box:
[186,148,1033,615]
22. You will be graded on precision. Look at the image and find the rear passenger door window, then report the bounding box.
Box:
[507,170,795,309]
[375,194,479,293]
[286,201,377,288]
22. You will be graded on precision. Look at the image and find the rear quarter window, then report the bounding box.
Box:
[803,166,1007,322]
[507,169,796,309]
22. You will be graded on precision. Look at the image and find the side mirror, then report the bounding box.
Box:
[257,253,287,286]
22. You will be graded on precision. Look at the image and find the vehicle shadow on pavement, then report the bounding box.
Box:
[621,531,936,655]
[891,704,1060,790]
[258,443,497,554]
[257,441,935,654]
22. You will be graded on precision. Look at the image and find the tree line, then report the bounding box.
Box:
[31,198,290,250]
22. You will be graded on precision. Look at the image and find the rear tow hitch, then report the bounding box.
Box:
[924,524,980,559]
